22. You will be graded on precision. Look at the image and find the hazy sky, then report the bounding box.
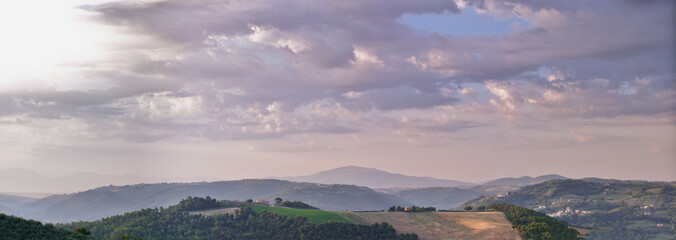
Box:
[0,0,674,183]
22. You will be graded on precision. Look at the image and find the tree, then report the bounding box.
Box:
[464,206,473,211]
[275,197,283,205]
[74,227,91,236]
[247,199,253,205]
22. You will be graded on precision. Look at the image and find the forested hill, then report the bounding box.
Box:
[464,179,676,239]
[17,179,404,222]
[60,197,418,240]
[0,213,85,240]
[488,203,581,239]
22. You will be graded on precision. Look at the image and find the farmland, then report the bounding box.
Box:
[188,207,240,217]
[352,211,520,240]
[248,205,521,239]
[250,206,351,224]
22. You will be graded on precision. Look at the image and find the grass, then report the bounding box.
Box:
[250,206,351,224]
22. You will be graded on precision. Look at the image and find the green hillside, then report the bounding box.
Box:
[60,197,418,240]
[0,213,84,240]
[17,180,405,223]
[464,179,676,239]
[251,206,350,224]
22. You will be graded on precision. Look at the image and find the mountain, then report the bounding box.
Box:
[0,194,36,215]
[379,174,569,210]
[13,179,405,223]
[275,166,474,189]
[480,174,568,187]
[0,168,148,193]
[463,179,676,239]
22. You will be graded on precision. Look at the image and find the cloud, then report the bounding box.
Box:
[1,0,672,146]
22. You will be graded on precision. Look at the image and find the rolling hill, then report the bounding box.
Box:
[275,166,474,189]
[480,174,568,187]
[0,194,36,216]
[348,211,522,240]
[54,196,578,240]
[60,197,417,240]
[13,179,405,222]
[384,174,568,210]
[463,179,676,239]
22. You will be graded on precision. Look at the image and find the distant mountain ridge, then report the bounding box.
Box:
[463,179,676,239]
[0,166,575,223]
[0,168,147,193]
[11,179,405,223]
[480,174,568,187]
[275,166,474,189]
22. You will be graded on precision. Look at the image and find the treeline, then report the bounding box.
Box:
[488,203,581,240]
[169,196,222,211]
[387,206,436,212]
[61,198,418,240]
[170,196,271,212]
[0,213,88,240]
[281,201,319,209]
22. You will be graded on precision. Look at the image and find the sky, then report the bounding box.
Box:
[0,0,674,186]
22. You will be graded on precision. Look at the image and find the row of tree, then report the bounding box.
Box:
[280,201,319,210]
[387,206,436,212]
[488,203,581,240]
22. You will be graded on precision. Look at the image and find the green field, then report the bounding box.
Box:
[250,206,351,224]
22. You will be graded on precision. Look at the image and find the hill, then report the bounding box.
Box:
[0,194,36,216]
[385,175,567,210]
[481,174,568,187]
[276,166,474,189]
[463,179,676,239]
[348,211,521,240]
[0,213,84,240]
[61,197,417,240]
[56,197,577,240]
[13,179,405,223]
[251,206,350,224]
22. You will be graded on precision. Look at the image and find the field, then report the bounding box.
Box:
[250,206,351,224]
[188,207,240,216]
[352,211,520,240]
[191,206,522,239]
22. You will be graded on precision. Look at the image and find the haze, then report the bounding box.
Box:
[0,0,674,193]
